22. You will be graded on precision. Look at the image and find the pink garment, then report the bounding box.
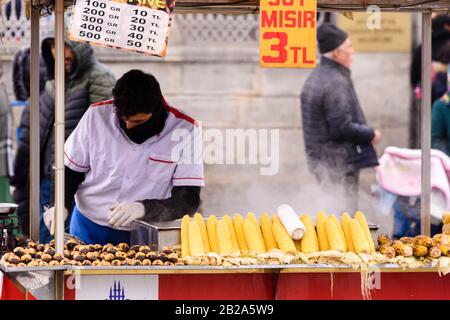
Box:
[376,146,450,210]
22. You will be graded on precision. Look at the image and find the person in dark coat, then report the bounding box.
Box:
[300,23,381,212]
[11,31,116,242]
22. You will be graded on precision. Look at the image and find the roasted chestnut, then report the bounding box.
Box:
[53,254,64,262]
[20,254,32,264]
[115,251,127,261]
[94,244,102,251]
[38,261,49,266]
[88,245,96,252]
[101,260,111,266]
[168,253,179,263]
[86,252,99,261]
[142,259,151,266]
[44,247,56,256]
[36,244,45,252]
[79,246,90,254]
[49,260,60,266]
[27,241,37,249]
[103,253,115,262]
[72,252,85,262]
[92,260,102,266]
[27,261,40,267]
[41,253,53,263]
[106,247,117,255]
[126,250,136,259]
[13,247,26,257]
[152,259,163,266]
[82,260,92,266]
[111,260,121,266]
[27,248,37,258]
[135,252,146,261]
[130,245,140,252]
[139,246,151,255]
[17,262,27,267]
[164,261,174,267]
[65,240,78,251]
[146,252,157,261]
[157,253,168,262]
[162,246,174,255]
[64,250,71,259]
[117,243,130,252]
[34,252,43,259]
[131,260,141,266]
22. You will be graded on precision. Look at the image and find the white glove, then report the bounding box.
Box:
[43,206,68,235]
[108,202,145,228]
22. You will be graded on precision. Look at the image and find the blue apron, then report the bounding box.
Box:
[70,206,130,245]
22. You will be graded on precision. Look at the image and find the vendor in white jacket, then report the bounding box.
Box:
[44,70,204,244]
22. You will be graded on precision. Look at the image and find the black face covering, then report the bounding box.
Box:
[119,107,168,144]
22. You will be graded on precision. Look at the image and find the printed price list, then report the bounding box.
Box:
[70,0,170,56]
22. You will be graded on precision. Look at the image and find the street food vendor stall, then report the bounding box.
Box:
[1,0,450,300]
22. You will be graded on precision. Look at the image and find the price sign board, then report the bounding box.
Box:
[69,0,176,57]
[260,0,317,68]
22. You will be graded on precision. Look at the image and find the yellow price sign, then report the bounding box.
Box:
[260,0,317,68]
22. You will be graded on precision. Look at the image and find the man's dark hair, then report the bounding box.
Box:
[113,69,164,119]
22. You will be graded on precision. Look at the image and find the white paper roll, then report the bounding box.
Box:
[277,204,306,240]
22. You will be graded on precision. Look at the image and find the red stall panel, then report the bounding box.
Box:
[277,272,450,300]
[1,276,36,300]
[159,274,274,300]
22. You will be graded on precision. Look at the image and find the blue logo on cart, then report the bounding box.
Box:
[108,281,129,300]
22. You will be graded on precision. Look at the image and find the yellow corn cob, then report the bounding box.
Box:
[243,219,266,253]
[260,213,278,250]
[194,213,210,252]
[329,214,347,252]
[272,218,297,253]
[355,211,375,252]
[188,219,205,256]
[181,215,190,257]
[217,219,233,255]
[300,214,320,253]
[325,218,347,252]
[247,212,259,227]
[341,212,355,252]
[247,212,264,243]
[206,215,219,253]
[223,214,240,253]
[349,218,370,253]
[233,213,248,251]
[316,211,329,251]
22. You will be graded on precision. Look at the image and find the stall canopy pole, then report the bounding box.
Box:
[29,3,40,241]
[420,12,432,236]
[54,0,65,253]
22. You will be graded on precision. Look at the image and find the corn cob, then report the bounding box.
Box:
[181,215,190,257]
[233,213,249,251]
[247,212,264,243]
[243,219,266,253]
[206,215,219,253]
[188,219,205,256]
[223,214,240,253]
[272,218,297,253]
[316,211,329,251]
[354,211,375,252]
[194,213,210,252]
[341,212,355,252]
[349,219,370,253]
[329,214,347,252]
[299,214,319,253]
[217,219,233,255]
[325,218,347,252]
[260,213,278,250]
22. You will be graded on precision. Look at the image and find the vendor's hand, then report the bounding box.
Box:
[108,202,145,228]
[43,206,68,235]
[372,129,381,145]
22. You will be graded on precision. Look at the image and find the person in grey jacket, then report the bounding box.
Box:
[11,32,116,241]
[300,24,381,211]
[0,63,14,203]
